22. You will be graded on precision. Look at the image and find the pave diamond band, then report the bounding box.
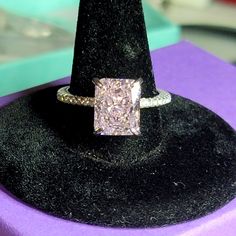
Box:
[140,90,172,108]
[57,86,94,107]
[57,86,171,109]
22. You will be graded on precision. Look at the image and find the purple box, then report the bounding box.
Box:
[0,41,236,236]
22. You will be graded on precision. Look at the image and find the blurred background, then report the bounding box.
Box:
[0,0,236,96]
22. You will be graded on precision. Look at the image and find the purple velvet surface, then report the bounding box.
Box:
[0,41,236,236]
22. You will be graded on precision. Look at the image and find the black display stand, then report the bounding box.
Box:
[0,0,236,228]
[69,0,157,97]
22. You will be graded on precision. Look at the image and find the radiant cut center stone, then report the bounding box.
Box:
[94,78,141,136]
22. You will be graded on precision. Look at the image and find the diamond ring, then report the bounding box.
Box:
[57,78,171,136]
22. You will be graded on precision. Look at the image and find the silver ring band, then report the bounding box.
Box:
[57,86,171,108]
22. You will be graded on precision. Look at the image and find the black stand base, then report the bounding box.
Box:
[0,86,236,228]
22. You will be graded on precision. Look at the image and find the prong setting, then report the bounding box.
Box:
[93,78,103,88]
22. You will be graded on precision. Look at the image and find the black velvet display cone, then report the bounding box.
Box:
[0,0,236,228]
[69,0,157,97]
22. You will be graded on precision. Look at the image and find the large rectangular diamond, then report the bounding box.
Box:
[94,78,141,136]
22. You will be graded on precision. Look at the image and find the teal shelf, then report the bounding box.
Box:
[0,1,180,97]
[143,3,180,50]
[0,48,73,97]
[0,0,76,16]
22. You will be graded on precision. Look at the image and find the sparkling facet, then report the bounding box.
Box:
[94,78,141,136]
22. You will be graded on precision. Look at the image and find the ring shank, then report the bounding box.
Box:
[57,86,171,108]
